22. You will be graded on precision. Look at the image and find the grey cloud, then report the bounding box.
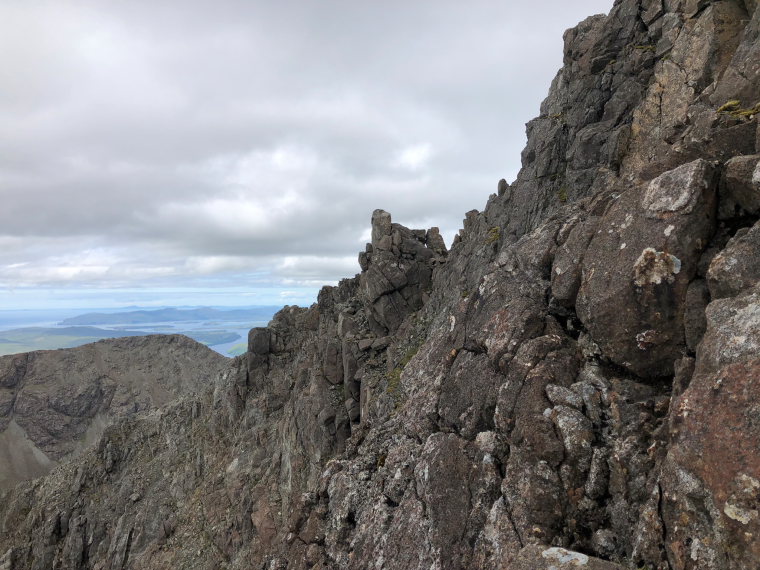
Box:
[0,0,613,301]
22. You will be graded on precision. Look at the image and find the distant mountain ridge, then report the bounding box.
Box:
[0,335,229,490]
[59,306,280,325]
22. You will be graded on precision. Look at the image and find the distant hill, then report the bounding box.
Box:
[0,335,229,489]
[59,306,280,326]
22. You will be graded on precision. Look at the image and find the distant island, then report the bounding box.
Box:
[0,306,281,357]
[59,306,280,326]
[0,326,241,356]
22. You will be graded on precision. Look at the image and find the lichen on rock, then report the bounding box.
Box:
[633,247,682,286]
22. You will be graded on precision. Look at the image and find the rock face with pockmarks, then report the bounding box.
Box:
[1,1,759,569]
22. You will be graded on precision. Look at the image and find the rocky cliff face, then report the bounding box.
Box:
[1,1,760,568]
[0,335,228,490]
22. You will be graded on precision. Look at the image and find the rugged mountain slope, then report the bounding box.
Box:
[0,335,228,489]
[1,0,760,568]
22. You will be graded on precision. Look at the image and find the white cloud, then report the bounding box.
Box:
[275,255,359,284]
[393,143,433,171]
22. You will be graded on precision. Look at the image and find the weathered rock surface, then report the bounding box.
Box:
[720,154,760,216]
[0,335,227,489]
[577,159,717,377]
[707,218,760,298]
[1,1,759,569]
[661,283,760,569]
[359,209,445,335]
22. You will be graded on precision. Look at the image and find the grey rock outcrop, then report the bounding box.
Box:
[707,218,760,298]
[1,1,759,569]
[359,209,445,334]
[720,153,760,216]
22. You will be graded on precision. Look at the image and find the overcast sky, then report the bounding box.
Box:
[0,0,612,310]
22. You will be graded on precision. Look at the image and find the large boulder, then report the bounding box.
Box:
[719,154,760,217]
[707,219,760,299]
[577,159,717,377]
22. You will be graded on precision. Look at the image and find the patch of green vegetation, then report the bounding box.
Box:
[0,325,241,356]
[485,226,500,245]
[549,112,565,123]
[386,367,403,398]
[717,99,760,118]
[732,103,760,118]
[717,99,741,113]
[461,290,470,299]
[0,341,55,355]
[557,186,569,203]
[386,344,421,404]
[0,328,122,356]
[227,342,247,357]
[633,44,656,52]
[399,345,419,368]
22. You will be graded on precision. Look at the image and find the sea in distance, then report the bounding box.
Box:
[0,306,281,358]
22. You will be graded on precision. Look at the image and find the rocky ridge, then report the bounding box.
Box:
[0,335,228,490]
[1,0,760,568]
